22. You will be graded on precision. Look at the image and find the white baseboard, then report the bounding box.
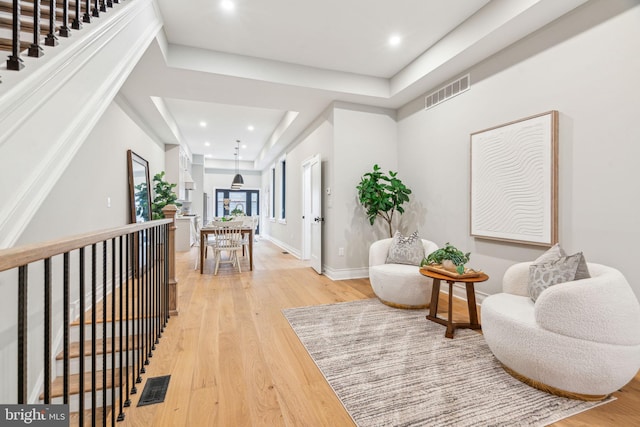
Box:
[446,283,489,305]
[261,234,370,280]
[261,235,302,259]
[323,266,369,281]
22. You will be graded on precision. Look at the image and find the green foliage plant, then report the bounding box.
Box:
[151,171,182,220]
[421,242,471,274]
[134,181,149,221]
[230,206,244,216]
[356,164,412,238]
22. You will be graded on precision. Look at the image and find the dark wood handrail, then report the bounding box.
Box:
[0,219,173,272]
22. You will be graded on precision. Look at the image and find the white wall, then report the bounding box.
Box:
[190,158,204,217]
[265,111,334,257]
[18,101,165,244]
[263,103,398,279]
[397,0,640,298]
[331,105,397,274]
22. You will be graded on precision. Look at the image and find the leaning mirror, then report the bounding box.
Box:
[127,150,152,223]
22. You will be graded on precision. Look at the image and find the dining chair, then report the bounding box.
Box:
[209,222,244,275]
[239,216,257,256]
[193,217,202,270]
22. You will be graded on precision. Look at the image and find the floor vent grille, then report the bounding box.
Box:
[425,74,470,110]
[137,375,171,407]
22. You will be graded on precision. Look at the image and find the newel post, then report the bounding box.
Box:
[162,204,179,316]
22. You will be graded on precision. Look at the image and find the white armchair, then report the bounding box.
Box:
[369,238,438,309]
[482,262,640,400]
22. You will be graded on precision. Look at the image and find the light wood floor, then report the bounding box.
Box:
[114,239,640,426]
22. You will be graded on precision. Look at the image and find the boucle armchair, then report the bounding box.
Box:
[482,262,640,400]
[369,238,438,309]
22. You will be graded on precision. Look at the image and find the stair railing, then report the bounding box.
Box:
[0,217,174,426]
[2,0,124,82]
[7,0,24,70]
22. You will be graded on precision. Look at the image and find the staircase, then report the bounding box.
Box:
[38,276,167,425]
[0,0,163,250]
[0,0,116,73]
[0,219,176,427]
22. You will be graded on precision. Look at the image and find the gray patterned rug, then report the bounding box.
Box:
[283,298,613,427]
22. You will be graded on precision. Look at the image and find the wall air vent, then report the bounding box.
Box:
[425,74,470,110]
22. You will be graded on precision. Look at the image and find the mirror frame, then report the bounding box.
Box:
[127,150,152,223]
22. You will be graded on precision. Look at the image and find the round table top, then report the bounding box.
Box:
[419,267,489,283]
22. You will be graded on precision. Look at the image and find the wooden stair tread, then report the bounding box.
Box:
[0,1,87,29]
[0,2,67,20]
[42,368,121,400]
[0,36,30,50]
[0,15,57,31]
[69,407,113,425]
[69,313,159,326]
[0,0,87,8]
[56,335,140,360]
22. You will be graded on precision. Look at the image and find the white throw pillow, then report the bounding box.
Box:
[386,231,424,266]
[533,243,566,264]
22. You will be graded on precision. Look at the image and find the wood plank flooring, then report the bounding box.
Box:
[113,239,640,426]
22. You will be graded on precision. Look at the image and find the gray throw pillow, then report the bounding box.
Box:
[528,253,583,302]
[386,231,424,266]
[574,252,591,280]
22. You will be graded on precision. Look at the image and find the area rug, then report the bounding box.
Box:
[283,299,613,427]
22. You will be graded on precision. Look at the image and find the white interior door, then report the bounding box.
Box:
[302,164,312,259]
[302,154,322,274]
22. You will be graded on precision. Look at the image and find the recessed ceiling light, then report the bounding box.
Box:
[199,121,207,127]
[388,34,402,47]
[205,154,213,158]
[220,0,235,12]
[247,125,254,131]
[242,144,247,149]
[204,141,210,146]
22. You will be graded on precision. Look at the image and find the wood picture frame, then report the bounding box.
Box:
[470,111,558,246]
[127,150,152,223]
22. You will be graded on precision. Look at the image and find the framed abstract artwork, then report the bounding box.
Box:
[470,111,558,246]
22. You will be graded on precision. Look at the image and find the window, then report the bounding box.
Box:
[280,159,286,220]
[270,167,276,219]
[251,193,258,218]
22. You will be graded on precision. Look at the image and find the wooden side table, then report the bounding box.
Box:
[419,268,489,338]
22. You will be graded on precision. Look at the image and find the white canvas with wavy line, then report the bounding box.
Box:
[471,111,557,246]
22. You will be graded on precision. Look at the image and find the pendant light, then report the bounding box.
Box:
[231,139,244,189]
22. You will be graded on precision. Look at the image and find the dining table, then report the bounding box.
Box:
[199,226,254,274]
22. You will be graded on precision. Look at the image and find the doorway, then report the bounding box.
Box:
[215,189,260,233]
[301,154,322,274]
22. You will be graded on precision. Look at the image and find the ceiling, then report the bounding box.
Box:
[118,0,588,170]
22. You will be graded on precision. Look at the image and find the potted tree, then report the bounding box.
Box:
[356,164,412,238]
[151,171,182,220]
